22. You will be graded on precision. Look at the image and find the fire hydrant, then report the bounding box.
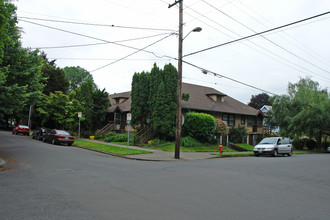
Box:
[219,145,223,155]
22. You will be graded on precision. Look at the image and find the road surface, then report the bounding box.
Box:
[0,131,329,219]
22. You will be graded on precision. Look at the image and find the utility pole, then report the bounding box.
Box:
[169,0,183,159]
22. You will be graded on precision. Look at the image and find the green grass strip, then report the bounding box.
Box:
[141,142,236,152]
[235,143,254,151]
[293,151,309,154]
[73,139,152,156]
[211,152,255,156]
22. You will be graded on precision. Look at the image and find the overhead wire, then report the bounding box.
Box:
[182,10,330,81]
[89,33,175,72]
[19,16,176,32]
[183,5,328,81]
[19,19,176,59]
[201,0,330,76]
[183,10,330,58]
[30,32,173,49]
[182,59,278,95]
[233,0,330,68]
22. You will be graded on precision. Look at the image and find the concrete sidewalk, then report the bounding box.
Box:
[80,139,220,161]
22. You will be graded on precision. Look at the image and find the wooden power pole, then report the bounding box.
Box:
[169,0,183,159]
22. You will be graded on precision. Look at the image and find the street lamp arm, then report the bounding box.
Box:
[182,27,202,41]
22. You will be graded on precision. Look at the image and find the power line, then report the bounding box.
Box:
[19,19,176,59]
[19,16,176,32]
[184,6,330,81]
[183,10,330,58]
[233,0,330,69]
[89,33,175,72]
[30,33,171,49]
[182,60,278,95]
[201,1,330,77]
[48,57,172,61]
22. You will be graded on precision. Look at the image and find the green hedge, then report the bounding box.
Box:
[104,132,128,143]
[183,112,216,142]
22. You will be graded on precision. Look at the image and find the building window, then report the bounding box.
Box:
[247,116,255,127]
[257,117,263,127]
[223,113,235,127]
[241,115,245,125]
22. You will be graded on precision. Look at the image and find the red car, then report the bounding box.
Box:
[12,125,30,136]
[43,129,74,146]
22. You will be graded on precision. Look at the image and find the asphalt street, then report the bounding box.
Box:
[0,130,329,220]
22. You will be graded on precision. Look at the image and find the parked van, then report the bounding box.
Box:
[254,137,292,157]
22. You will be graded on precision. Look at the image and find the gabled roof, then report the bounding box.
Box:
[108,83,259,116]
[260,105,272,112]
[108,91,131,112]
[182,83,258,116]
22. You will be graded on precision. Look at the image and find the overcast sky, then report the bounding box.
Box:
[15,0,330,104]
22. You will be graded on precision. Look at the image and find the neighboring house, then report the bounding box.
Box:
[106,83,265,146]
[260,104,279,134]
[260,105,272,114]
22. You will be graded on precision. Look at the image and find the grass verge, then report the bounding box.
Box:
[141,142,236,152]
[235,143,254,151]
[73,139,152,156]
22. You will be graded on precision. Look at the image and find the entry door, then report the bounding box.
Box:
[114,113,121,130]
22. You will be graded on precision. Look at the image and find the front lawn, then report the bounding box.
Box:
[236,143,254,151]
[73,139,152,156]
[141,142,236,152]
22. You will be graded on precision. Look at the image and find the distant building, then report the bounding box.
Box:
[260,105,279,134]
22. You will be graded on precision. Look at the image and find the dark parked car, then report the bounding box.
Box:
[32,127,49,140]
[12,125,30,136]
[43,129,74,146]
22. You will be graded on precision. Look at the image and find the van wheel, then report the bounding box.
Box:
[288,151,292,157]
[272,149,278,157]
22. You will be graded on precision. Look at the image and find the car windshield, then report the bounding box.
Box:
[19,125,29,129]
[56,130,70,135]
[258,137,278,145]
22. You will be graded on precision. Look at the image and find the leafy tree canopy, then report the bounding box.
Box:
[63,66,95,92]
[248,93,271,109]
[269,77,330,146]
[42,63,69,95]
[0,1,44,123]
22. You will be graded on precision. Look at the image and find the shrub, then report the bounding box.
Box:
[80,130,93,138]
[104,132,128,143]
[182,112,217,142]
[94,132,104,140]
[292,138,305,150]
[150,138,161,145]
[229,125,248,143]
[321,141,330,150]
[181,136,200,147]
[306,139,317,150]
[216,119,230,136]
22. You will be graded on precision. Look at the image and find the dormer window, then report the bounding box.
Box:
[207,94,225,103]
[114,97,128,104]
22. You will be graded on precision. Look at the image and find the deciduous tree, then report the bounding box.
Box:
[248,93,271,109]
[270,77,330,148]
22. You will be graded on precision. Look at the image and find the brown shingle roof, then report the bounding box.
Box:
[108,83,259,116]
[182,83,258,116]
[108,91,131,112]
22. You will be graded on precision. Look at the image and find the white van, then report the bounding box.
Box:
[253,137,292,157]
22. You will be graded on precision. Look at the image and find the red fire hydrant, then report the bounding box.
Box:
[219,145,223,155]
